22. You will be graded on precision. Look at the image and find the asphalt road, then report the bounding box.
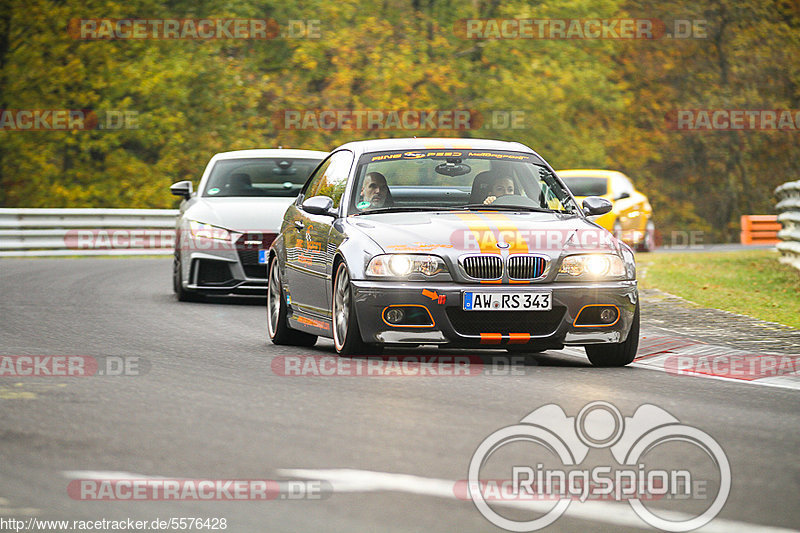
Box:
[0,258,798,533]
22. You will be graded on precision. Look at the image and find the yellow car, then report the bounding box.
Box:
[558,169,655,252]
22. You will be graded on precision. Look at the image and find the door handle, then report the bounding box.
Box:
[294,220,305,230]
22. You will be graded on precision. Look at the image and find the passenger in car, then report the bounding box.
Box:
[358,172,393,209]
[483,176,516,205]
[226,173,254,195]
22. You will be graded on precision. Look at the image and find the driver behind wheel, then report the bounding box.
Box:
[483,176,516,205]
[357,172,393,209]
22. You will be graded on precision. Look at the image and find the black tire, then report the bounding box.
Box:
[637,219,656,252]
[361,343,385,354]
[613,220,624,242]
[173,252,204,302]
[267,256,317,347]
[332,261,371,356]
[585,303,640,367]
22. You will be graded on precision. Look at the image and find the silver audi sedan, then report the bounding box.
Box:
[170,149,327,300]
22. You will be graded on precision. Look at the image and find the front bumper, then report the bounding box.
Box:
[350,280,638,348]
[181,246,268,296]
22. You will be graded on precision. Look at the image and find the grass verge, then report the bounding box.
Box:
[636,249,800,328]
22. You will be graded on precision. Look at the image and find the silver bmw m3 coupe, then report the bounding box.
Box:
[266,138,640,367]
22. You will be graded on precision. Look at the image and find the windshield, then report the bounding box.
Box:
[560,176,608,197]
[350,150,578,214]
[203,157,323,197]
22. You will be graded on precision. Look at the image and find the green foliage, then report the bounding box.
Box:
[0,0,797,241]
[638,249,800,328]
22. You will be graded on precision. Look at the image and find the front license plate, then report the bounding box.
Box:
[258,250,268,264]
[463,291,552,311]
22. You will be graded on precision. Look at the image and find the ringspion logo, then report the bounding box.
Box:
[468,401,730,531]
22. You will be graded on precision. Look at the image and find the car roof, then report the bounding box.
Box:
[558,169,628,179]
[211,149,328,161]
[333,137,534,156]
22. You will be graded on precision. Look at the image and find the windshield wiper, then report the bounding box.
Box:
[459,204,559,213]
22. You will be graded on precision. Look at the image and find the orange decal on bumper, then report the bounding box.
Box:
[507,333,531,344]
[479,333,503,344]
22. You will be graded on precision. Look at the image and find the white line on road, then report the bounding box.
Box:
[0,495,39,516]
[278,468,799,533]
[62,470,164,480]
[559,347,800,392]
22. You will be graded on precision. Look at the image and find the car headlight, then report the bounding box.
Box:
[366,254,447,277]
[189,220,231,241]
[557,254,627,279]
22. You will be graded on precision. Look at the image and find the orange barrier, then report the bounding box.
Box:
[740,215,781,245]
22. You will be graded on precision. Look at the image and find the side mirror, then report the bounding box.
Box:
[301,196,336,217]
[615,191,631,200]
[582,196,613,216]
[170,180,193,200]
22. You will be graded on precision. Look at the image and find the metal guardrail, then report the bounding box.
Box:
[775,180,800,271]
[2,196,799,263]
[0,208,178,257]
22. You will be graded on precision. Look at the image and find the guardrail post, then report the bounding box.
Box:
[775,180,800,271]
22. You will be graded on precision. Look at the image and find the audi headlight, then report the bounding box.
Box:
[557,254,626,279]
[189,220,231,241]
[366,254,447,277]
